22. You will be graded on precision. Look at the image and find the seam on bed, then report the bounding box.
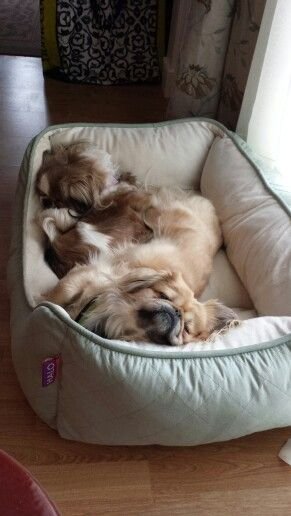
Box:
[33,305,291,360]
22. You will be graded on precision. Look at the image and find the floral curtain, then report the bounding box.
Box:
[167,0,266,130]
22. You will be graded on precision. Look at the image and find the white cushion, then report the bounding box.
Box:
[201,136,291,316]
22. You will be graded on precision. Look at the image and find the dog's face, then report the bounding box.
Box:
[70,268,238,346]
[36,143,118,214]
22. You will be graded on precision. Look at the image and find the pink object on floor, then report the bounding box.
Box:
[0,449,60,515]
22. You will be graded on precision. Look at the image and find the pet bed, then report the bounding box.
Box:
[7,119,291,448]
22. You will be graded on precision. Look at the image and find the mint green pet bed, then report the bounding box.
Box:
[8,119,291,446]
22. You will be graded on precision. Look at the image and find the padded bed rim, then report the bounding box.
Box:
[37,303,291,359]
[13,117,291,360]
[25,117,291,218]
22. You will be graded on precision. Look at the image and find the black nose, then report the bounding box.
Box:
[138,304,181,344]
[153,306,181,334]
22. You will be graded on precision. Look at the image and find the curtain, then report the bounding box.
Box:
[40,0,161,84]
[167,0,266,130]
[237,0,291,182]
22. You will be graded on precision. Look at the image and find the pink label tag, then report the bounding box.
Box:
[42,356,61,387]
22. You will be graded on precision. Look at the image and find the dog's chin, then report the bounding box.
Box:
[168,325,184,346]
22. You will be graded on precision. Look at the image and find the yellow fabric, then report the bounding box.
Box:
[41,0,60,71]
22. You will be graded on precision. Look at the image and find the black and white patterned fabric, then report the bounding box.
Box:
[56,0,160,84]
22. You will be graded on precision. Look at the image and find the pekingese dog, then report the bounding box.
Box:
[42,188,238,345]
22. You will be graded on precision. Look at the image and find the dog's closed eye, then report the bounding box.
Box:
[157,292,170,301]
[120,268,172,293]
[41,197,54,209]
[68,196,91,215]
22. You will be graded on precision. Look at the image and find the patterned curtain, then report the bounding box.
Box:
[41,0,160,84]
[167,0,266,130]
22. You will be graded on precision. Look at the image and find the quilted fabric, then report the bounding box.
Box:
[58,338,291,446]
[7,118,291,445]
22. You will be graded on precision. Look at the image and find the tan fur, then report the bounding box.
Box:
[37,144,236,345]
[125,190,223,297]
[42,188,237,345]
[45,262,237,345]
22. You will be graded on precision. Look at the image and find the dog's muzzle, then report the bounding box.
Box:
[138,303,182,346]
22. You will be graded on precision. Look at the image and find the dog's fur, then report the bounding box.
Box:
[36,142,153,277]
[42,189,238,345]
[36,142,120,213]
[39,187,153,278]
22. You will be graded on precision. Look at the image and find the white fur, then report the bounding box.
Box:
[42,217,58,242]
[78,222,112,254]
[38,208,75,242]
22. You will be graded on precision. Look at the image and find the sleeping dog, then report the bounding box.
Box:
[38,182,238,345]
[36,142,153,277]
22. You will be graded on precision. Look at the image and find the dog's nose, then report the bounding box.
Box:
[153,306,181,333]
[139,304,181,345]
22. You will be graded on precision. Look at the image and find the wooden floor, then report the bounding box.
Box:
[0,56,291,516]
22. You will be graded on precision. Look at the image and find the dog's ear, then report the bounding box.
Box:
[36,150,53,191]
[53,145,69,165]
[37,146,67,182]
[41,149,53,167]
[44,283,92,320]
[42,266,100,319]
[67,171,111,213]
[120,268,172,293]
[205,300,240,335]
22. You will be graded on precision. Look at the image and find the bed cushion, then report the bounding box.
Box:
[7,118,291,446]
[201,136,291,316]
